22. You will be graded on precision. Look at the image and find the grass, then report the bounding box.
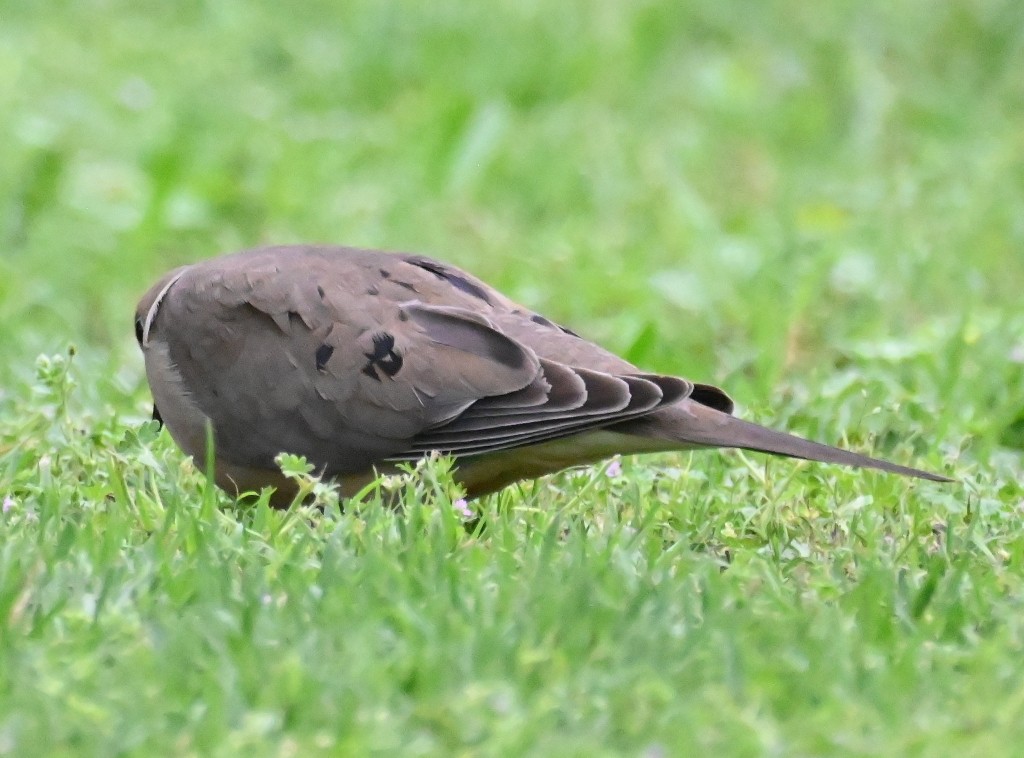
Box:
[2,0,1023,754]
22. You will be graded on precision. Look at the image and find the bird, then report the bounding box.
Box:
[135,244,951,506]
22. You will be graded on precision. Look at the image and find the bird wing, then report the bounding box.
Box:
[147,246,690,475]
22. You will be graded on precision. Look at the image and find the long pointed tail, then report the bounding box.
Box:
[639,400,953,482]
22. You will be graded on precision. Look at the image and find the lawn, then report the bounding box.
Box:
[2,0,1023,755]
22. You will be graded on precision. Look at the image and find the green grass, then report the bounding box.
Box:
[2,0,1023,754]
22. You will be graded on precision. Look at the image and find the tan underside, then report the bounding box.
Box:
[450,429,689,498]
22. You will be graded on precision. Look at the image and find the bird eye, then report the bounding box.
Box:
[134,316,145,345]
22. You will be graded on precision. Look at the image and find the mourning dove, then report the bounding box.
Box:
[135,244,951,505]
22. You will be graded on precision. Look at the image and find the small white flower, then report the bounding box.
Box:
[605,459,622,478]
[2,496,14,513]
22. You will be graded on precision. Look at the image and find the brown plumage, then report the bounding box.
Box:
[135,245,951,505]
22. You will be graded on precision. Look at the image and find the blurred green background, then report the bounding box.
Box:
[4,1,1024,754]
[4,0,1021,434]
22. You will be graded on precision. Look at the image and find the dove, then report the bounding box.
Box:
[135,244,951,505]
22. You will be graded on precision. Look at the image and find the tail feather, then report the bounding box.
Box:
[634,400,953,483]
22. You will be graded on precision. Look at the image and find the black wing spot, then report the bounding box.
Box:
[530,312,580,337]
[395,280,417,293]
[317,285,326,299]
[690,384,735,414]
[378,354,403,377]
[371,332,394,353]
[531,314,554,327]
[366,285,380,296]
[443,273,491,302]
[315,343,335,372]
[405,257,493,304]
[379,269,391,279]
[363,332,403,380]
